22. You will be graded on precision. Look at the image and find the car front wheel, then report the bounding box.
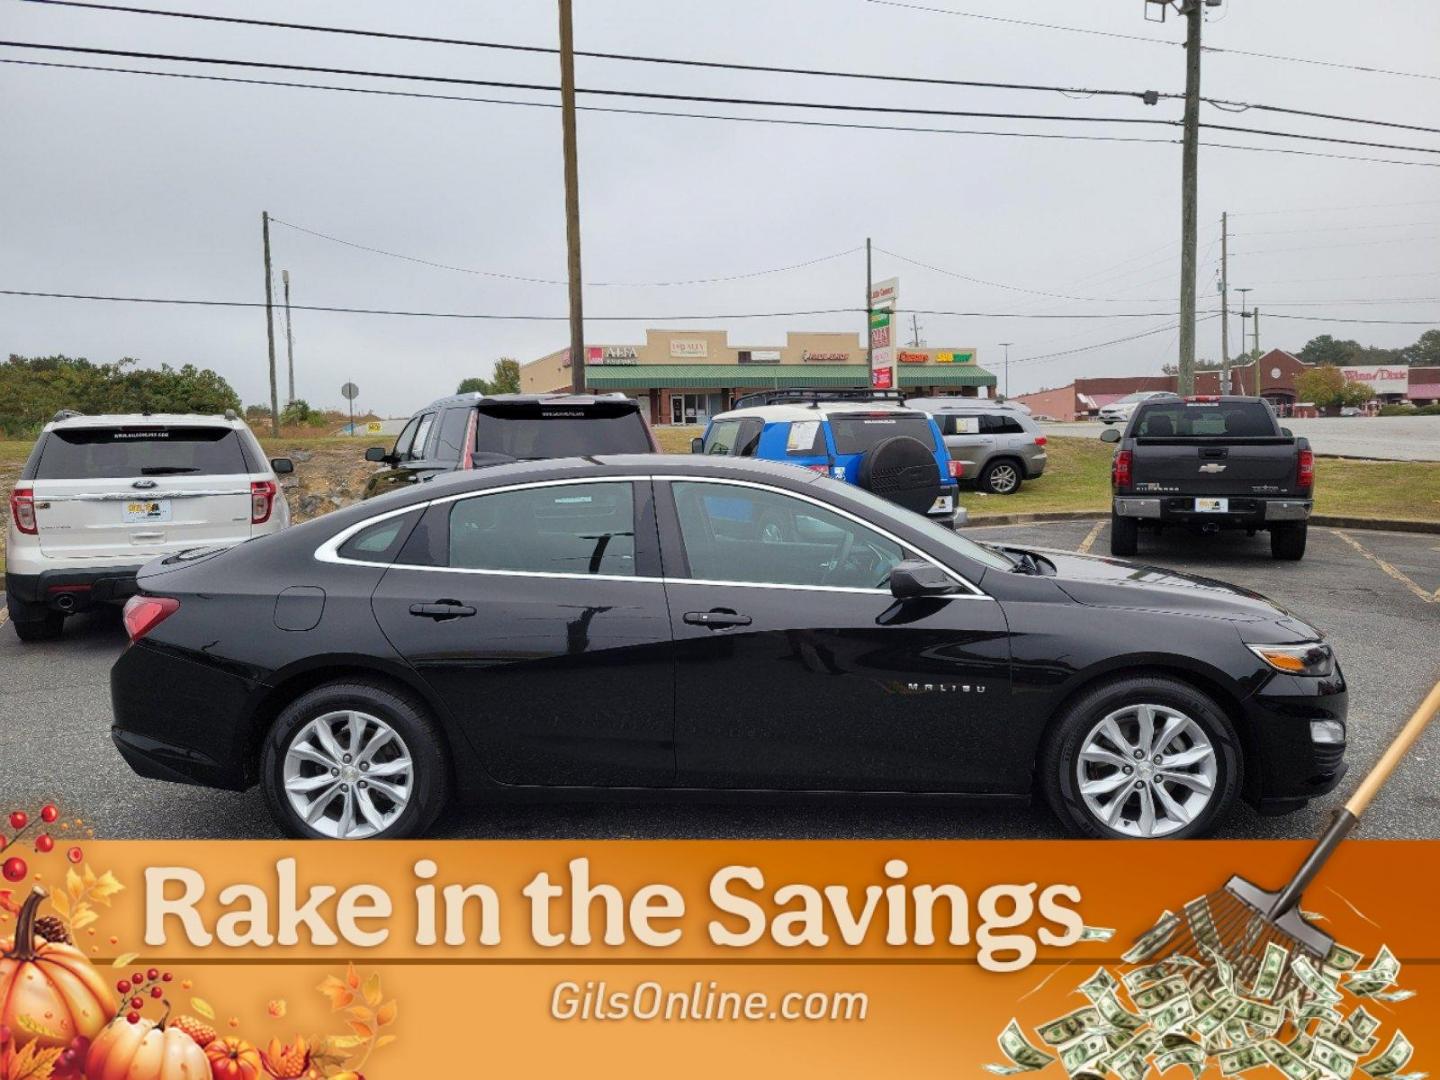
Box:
[1040,676,1242,839]
[260,679,450,840]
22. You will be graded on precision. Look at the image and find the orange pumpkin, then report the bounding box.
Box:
[206,1036,263,1080]
[86,1014,210,1080]
[0,888,115,1050]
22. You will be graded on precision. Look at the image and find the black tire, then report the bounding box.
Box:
[7,595,64,642]
[1110,512,1138,557]
[978,458,1025,495]
[856,435,944,516]
[1039,675,1243,840]
[1271,523,1307,561]
[260,679,451,840]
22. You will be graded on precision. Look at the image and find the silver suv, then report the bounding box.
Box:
[907,399,1048,495]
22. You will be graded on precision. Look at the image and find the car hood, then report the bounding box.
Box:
[1002,545,1316,631]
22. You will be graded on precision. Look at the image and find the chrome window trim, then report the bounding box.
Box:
[313,474,990,599]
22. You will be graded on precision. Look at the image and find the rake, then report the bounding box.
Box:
[1131,680,1440,1004]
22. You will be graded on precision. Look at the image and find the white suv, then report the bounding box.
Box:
[6,411,292,641]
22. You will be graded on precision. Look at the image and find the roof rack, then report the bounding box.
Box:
[730,387,907,410]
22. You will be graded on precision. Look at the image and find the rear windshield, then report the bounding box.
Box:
[829,415,937,455]
[34,426,251,479]
[1133,402,1277,438]
[474,402,652,459]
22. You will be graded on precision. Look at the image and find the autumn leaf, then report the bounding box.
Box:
[374,1034,398,1051]
[375,1000,397,1027]
[346,1021,374,1041]
[43,892,66,919]
[361,972,382,1008]
[344,962,360,990]
[317,975,354,1011]
[111,952,138,968]
[90,871,124,905]
[15,1014,64,1041]
[4,1041,64,1080]
[65,868,83,902]
[323,1035,366,1053]
[191,998,216,1021]
[70,907,98,932]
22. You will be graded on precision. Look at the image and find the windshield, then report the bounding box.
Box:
[811,477,1014,574]
[828,414,937,454]
[474,403,653,458]
[1134,401,1278,438]
[35,426,250,479]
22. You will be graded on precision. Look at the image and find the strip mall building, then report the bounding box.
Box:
[520,329,997,426]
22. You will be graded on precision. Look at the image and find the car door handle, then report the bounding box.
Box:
[409,600,476,620]
[683,609,752,629]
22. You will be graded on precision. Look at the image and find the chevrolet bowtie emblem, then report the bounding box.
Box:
[1198,463,1227,473]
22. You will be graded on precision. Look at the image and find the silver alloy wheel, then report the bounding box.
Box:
[988,463,1020,493]
[282,710,414,839]
[1075,703,1218,838]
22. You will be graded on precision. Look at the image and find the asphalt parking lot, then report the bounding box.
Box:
[2,520,1437,841]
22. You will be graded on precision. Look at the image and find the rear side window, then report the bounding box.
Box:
[336,509,422,563]
[474,402,651,458]
[829,415,937,454]
[980,414,1026,435]
[1135,402,1276,438]
[34,426,249,479]
[784,420,825,455]
[433,407,471,461]
[448,482,636,576]
[939,414,981,436]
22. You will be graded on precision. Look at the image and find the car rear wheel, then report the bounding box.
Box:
[261,679,450,840]
[7,596,64,642]
[1271,523,1307,561]
[978,459,1023,495]
[1110,512,1138,557]
[1040,676,1241,839]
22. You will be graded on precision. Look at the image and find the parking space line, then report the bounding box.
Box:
[1332,529,1435,605]
[1076,519,1107,555]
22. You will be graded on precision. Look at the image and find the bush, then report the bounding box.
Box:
[1379,404,1418,417]
[1418,404,1440,417]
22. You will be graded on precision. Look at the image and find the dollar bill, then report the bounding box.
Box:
[1186,897,1221,952]
[1095,990,1147,1033]
[1037,1007,1104,1047]
[1123,911,1181,965]
[1320,1022,1379,1058]
[1194,997,1242,1039]
[1080,925,1117,942]
[1232,998,1284,1034]
[1191,983,1218,1014]
[1349,1007,1382,1039]
[1365,990,1415,1004]
[1360,1032,1413,1078]
[1060,1033,1111,1075]
[1123,963,1172,992]
[1150,995,1196,1034]
[1156,1045,1206,1079]
[1078,967,1119,1004]
[1293,955,1345,1005]
[1289,1031,1315,1060]
[1219,1044,1270,1076]
[1203,944,1237,993]
[1133,975,1190,1014]
[1300,1002,1344,1027]
[1325,943,1365,973]
[1264,1038,1320,1080]
[1251,941,1290,1001]
[1314,1038,1360,1080]
[991,1019,1057,1075]
[1345,947,1400,995]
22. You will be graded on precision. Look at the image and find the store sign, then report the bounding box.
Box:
[739,349,781,365]
[803,350,851,363]
[670,340,708,358]
[869,277,899,391]
[898,351,929,364]
[936,351,975,365]
[1340,365,1409,395]
[588,345,639,365]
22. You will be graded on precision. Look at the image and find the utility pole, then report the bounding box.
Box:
[1251,307,1261,394]
[558,0,586,393]
[1219,211,1229,394]
[261,211,279,436]
[1176,0,1203,396]
[865,237,873,372]
[909,313,923,348]
[282,268,295,404]
[999,342,1013,400]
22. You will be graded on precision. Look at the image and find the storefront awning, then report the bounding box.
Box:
[582,363,996,389]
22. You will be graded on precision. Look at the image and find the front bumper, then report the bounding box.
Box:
[1113,496,1312,525]
[1241,665,1348,814]
[6,565,143,612]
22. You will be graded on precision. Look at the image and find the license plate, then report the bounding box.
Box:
[930,495,954,514]
[124,499,171,523]
[1194,497,1229,513]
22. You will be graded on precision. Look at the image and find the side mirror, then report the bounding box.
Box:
[1100,428,1121,444]
[269,457,294,475]
[1281,427,1294,437]
[889,559,958,600]
[691,437,705,454]
[364,446,389,463]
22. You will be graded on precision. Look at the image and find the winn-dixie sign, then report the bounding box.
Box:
[1341,365,1410,395]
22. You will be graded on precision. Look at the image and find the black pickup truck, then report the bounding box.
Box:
[1102,396,1314,561]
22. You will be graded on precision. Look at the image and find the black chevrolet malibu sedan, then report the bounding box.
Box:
[110,455,1347,840]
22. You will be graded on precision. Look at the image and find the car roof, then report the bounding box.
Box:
[712,401,929,424]
[44,412,247,432]
[908,398,1028,414]
[418,391,637,410]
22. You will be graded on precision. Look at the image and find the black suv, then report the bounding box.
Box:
[362,393,659,499]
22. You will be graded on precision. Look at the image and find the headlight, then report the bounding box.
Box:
[1246,642,1334,677]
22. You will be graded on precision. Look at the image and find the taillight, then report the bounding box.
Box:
[805,464,830,475]
[10,487,37,534]
[251,480,277,524]
[1113,450,1134,490]
[1297,449,1315,491]
[122,595,180,641]
[1033,435,1047,447]
[948,459,963,479]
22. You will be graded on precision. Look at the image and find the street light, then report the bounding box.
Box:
[998,342,1014,400]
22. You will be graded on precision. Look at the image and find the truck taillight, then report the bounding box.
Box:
[10,487,37,534]
[1297,448,1315,490]
[1112,450,1133,490]
[251,480,277,524]
[122,594,179,641]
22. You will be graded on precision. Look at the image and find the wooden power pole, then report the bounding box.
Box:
[1176,0,1203,396]
[261,211,279,436]
[865,237,873,372]
[1219,211,1229,394]
[282,268,296,404]
[558,0,586,393]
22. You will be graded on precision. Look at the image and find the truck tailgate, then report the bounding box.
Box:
[1130,438,1302,496]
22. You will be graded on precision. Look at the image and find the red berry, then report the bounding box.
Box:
[116,980,131,994]
[126,1012,140,1025]
[66,846,83,864]
[35,834,54,853]
[41,805,59,824]
[130,996,143,1010]
[150,986,163,999]
[2,857,27,883]
[147,967,159,981]
[8,811,27,831]
[161,972,173,982]
[131,973,144,987]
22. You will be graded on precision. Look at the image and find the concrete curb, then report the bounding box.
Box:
[965,510,1440,534]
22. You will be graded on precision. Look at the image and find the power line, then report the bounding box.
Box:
[874,246,1175,303]
[8,57,1439,170]
[1265,313,1440,326]
[1233,234,1440,256]
[1233,198,1440,217]
[271,217,861,288]
[1015,316,1222,366]
[1233,221,1440,236]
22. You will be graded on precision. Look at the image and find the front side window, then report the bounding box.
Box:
[34,426,250,479]
[390,416,422,461]
[703,420,742,455]
[448,482,636,577]
[409,413,437,460]
[672,481,906,590]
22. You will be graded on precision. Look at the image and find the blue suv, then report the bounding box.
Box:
[692,390,963,528]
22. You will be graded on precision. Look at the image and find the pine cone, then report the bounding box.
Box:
[33,914,70,944]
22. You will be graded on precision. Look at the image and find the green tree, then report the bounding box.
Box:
[456,376,490,395]
[1297,335,1357,366]
[1401,329,1440,367]
[1341,380,1375,408]
[281,398,314,426]
[1295,365,1347,410]
[490,357,521,394]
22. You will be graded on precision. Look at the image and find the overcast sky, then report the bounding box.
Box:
[3,0,1437,415]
